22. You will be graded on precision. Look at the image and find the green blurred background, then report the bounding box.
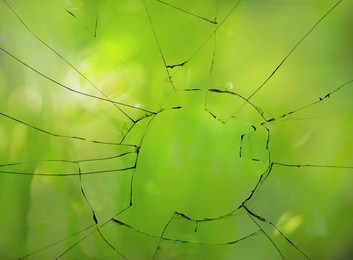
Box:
[0,0,353,259]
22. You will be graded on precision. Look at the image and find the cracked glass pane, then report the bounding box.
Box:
[1,0,353,259]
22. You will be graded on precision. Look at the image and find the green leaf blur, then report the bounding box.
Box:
[0,0,353,259]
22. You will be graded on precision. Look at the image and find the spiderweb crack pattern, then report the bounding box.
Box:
[0,0,353,259]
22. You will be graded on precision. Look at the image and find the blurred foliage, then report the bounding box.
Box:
[0,0,353,259]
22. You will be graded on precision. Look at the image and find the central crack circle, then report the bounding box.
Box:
[133,107,268,219]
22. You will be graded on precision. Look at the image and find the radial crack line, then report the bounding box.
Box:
[245,208,285,260]
[63,8,93,35]
[156,0,217,24]
[18,224,96,259]
[169,0,243,79]
[243,205,312,260]
[0,166,135,177]
[76,163,98,225]
[152,212,176,260]
[142,0,177,93]
[274,79,353,121]
[0,46,155,114]
[273,162,353,169]
[55,226,127,260]
[3,0,136,122]
[97,228,128,259]
[94,0,100,37]
[183,0,243,65]
[245,0,343,102]
[0,111,135,147]
[0,152,137,168]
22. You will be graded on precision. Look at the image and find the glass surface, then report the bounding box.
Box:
[1,0,353,259]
